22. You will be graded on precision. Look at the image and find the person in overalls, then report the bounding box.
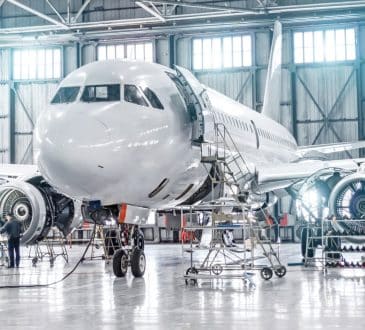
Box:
[0,213,22,268]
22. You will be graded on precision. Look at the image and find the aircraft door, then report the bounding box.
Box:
[174,66,214,143]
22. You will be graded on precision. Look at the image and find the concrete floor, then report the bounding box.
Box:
[0,243,365,329]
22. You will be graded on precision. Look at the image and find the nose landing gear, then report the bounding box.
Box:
[112,226,145,278]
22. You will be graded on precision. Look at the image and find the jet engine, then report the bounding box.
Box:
[0,178,82,245]
[328,172,365,235]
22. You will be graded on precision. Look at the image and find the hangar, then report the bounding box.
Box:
[1,1,365,329]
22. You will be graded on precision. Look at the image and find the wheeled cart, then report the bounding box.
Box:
[181,205,287,286]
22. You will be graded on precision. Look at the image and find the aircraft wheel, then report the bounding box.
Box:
[260,267,273,280]
[131,248,146,277]
[134,230,145,250]
[113,249,129,277]
[274,266,287,278]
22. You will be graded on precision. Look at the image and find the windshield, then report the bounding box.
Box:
[81,84,120,102]
[51,87,80,104]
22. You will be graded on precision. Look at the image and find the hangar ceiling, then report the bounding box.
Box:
[1,1,365,45]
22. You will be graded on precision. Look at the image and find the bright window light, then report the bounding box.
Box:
[193,34,252,70]
[13,48,61,80]
[294,27,356,64]
[97,42,153,62]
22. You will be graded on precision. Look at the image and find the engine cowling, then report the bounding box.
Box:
[0,180,82,245]
[328,172,365,235]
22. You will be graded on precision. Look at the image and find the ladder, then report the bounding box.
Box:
[201,122,255,201]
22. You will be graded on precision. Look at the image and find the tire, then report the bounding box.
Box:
[113,249,129,277]
[301,227,315,258]
[134,229,145,250]
[274,266,287,278]
[260,267,273,280]
[185,267,198,285]
[131,248,146,278]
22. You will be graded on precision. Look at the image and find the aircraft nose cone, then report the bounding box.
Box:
[35,111,111,198]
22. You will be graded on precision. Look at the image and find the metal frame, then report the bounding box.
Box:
[2,1,365,41]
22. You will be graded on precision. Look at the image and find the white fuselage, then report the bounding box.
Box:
[34,60,297,208]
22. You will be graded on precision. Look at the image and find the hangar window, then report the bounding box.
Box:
[13,48,61,80]
[124,85,148,107]
[97,42,153,62]
[51,87,80,104]
[294,28,356,64]
[193,34,252,70]
[141,86,164,110]
[81,84,120,102]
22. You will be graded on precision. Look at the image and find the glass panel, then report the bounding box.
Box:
[294,32,304,64]
[223,37,232,68]
[314,31,324,62]
[107,45,115,60]
[37,49,45,79]
[53,49,61,79]
[141,86,164,109]
[13,50,21,80]
[21,50,29,79]
[82,84,120,102]
[303,31,314,63]
[325,30,335,62]
[202,38,212,69]
[124,84,148,106]
[51,87,80,104]
[28,50,37,79]
[98,46,107,60]
[335,29,346,61]
[232,36,242,67]
[144,43,153,62]
[135,44,145,61]
[127,44,135,59]
[211,38,221,69]
[346,28,356,60]
[193,39,202,70]
[116,45,124,59]
[45,49,53,79]
[242,35,252,66]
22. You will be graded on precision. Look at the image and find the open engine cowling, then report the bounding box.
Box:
[328,172,365,235]
[0,180,82,245]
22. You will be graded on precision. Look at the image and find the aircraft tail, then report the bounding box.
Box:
[261,21,282,122]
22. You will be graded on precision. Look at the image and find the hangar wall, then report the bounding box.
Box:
[1,1,365,166]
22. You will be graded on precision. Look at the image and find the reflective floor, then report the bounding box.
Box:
[0,243,365,329]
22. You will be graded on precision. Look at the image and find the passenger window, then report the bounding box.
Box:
[141,86,164,110]
[81,84,120,102]
[51,87,80,104]
[124,85,148,107]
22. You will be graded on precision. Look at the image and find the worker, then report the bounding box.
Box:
[0,213,22,268]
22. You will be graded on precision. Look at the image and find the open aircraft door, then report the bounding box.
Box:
[175,66,215,144]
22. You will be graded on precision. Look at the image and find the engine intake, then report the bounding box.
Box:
[0,180,82,245]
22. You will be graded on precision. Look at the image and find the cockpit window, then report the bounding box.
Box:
[141,86,164,110]
[124,85,148,107]
[51,87,80,104]
[81,84,120,102]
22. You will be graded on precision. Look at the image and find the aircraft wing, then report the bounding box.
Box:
[256,158,364,192]
[296,141,365,157]
[0,164,38,181]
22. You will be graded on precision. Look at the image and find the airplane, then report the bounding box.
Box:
[1,21,365,277]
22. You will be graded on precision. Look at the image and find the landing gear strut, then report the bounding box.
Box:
[112,225,146,278]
